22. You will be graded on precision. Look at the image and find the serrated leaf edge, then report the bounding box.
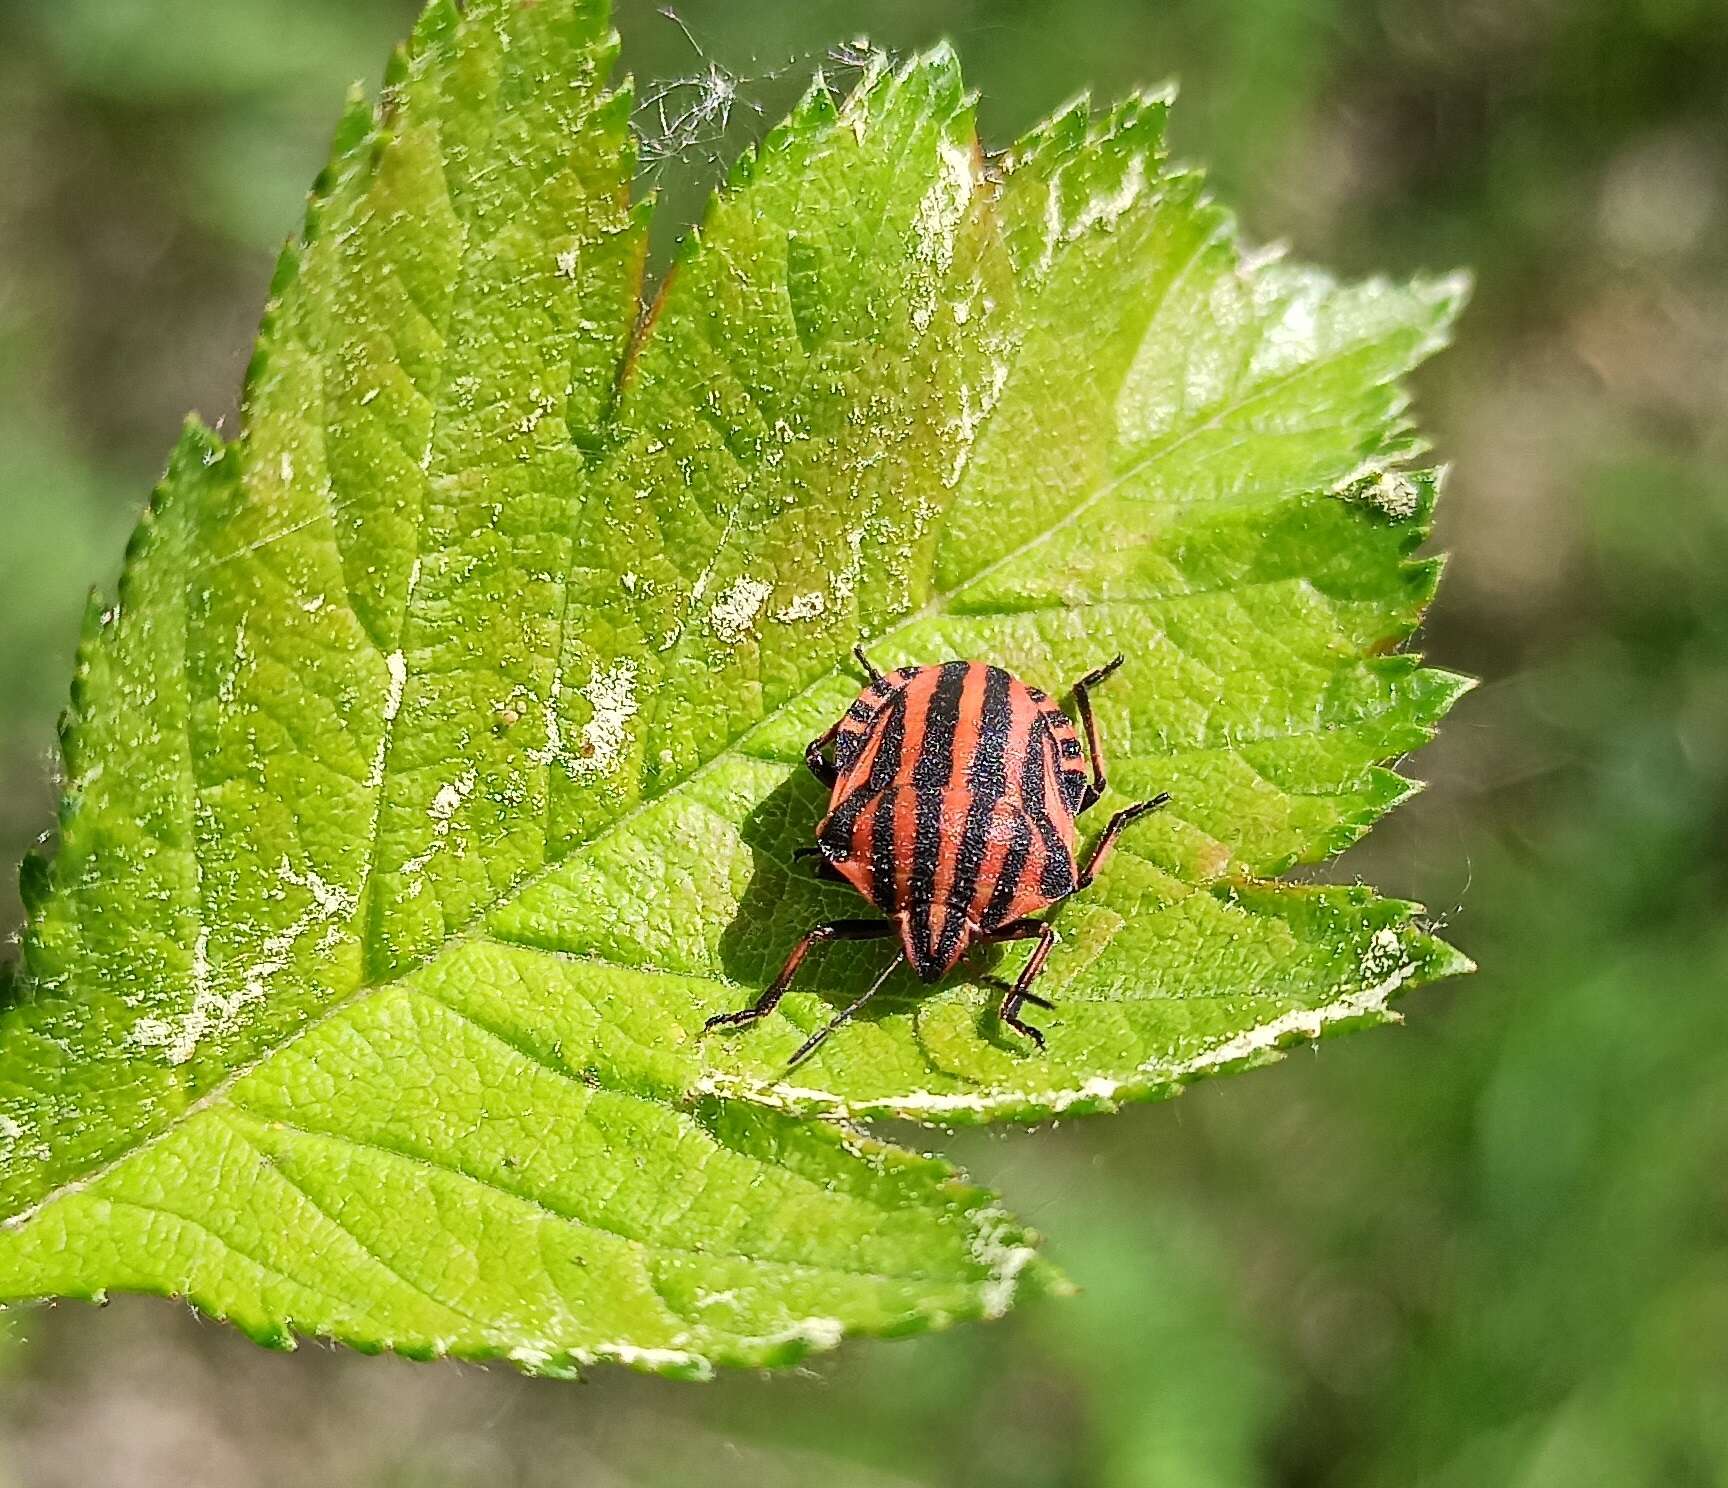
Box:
[693,917,1473,1125]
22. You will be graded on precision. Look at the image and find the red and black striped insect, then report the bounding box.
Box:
[706,648,1170,1065]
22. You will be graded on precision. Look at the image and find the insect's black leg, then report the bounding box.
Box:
[804,721,840,788]
[1070,653,1124,813]
[1077,794,1172,889]
[703,919,892,1034]
[853,643,885,685]
[987,918,1060,1050]
[786,950,906,1068]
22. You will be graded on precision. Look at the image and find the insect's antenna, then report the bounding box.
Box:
[786,951,903,1068]
[853,643,885,684]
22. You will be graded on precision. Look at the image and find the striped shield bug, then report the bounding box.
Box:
[706,648,1170,1065]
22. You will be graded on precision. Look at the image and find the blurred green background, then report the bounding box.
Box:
[3,0,1726,1483]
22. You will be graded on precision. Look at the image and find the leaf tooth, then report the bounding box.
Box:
[869,42,971,130]
[1092,86,1173,159]
[17,853,51,924]
[1416,267,1476,340]
[405,0,462,68]
[1399,554,1446,616]
[785,69,840,131]
[1013,89,1093,170]
[324,82,375,167]
[253,85,374,404]
[381,40,415,102]
[1419,667,1481,717]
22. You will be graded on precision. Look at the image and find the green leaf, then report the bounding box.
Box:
[0,0,1469,1373]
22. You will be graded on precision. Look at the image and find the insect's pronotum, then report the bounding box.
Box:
[706,648,1170,1066]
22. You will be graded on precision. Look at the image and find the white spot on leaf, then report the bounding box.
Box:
[430,777,470,823]
[132,865,357,1064]
[400,769,478,876]
[773,590,827,623]
[707,575,772,644]
[1334,466,1423,521]
[1068,153,1147,239]
[1364,470,1421,519]
[569,660,639,778]
[366,650,408,788]
[830,528,866,604]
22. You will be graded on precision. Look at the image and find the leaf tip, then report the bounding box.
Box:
[1412,267,1474,349]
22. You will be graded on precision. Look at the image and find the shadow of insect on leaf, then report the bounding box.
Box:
[715,767,1019,1043]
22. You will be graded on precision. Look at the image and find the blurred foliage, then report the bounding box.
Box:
[1,0,1725,1484]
